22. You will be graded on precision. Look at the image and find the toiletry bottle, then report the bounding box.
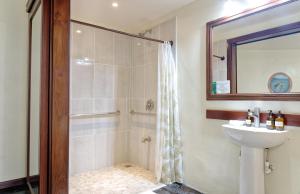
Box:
[212,82,217,95]
[245,109,252,127]
[275,111,285,131]
[266,110,275,130]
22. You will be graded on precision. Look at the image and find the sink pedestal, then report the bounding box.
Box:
[222,123,288,194]
[240,146,264,194]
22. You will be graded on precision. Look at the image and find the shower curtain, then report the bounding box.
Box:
[155,42,183,184]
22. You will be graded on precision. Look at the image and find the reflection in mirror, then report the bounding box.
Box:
[29,4,41,193]
[211,0,300,95]
[236,33,300,93]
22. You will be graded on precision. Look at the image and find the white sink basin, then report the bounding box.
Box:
[222,124,288,148]
[222,121,289,194]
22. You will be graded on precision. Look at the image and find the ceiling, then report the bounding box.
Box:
[71,0,195,33]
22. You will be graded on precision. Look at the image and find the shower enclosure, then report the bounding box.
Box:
[69,21,162,193]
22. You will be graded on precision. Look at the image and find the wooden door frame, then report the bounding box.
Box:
[48,0,70,193]
[39,0,51,193]
[27,0,70,193]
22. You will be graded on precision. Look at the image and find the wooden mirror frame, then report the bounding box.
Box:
[206,0,300,101]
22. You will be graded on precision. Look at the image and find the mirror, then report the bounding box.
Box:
[28,1,42,193]
[207,0,300,100]
[236,33,300,94]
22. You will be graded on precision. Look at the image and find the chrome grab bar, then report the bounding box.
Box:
[70,110,120,119]
[130,110,156,116]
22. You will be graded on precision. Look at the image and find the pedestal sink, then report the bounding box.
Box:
[222,121,289,194]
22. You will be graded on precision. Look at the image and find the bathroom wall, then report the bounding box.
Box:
[0,0,28,182]
[69,23,130,175]
[141,1,300,194]
[128,18,177,172]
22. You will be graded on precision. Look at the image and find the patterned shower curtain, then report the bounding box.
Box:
[155,42,183,184]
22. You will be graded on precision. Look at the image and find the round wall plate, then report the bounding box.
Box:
[268,72,292,93]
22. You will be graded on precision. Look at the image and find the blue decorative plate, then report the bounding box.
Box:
[268,73,292,93]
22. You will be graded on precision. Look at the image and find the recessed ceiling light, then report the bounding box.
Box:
[223,0,244,16]
[112,2,119,7]
[76,29,82,34]
[246,0,270,8]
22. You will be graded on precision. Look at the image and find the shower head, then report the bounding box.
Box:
[138,29,152,37]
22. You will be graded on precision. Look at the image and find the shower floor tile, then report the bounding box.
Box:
[69,164,164,194]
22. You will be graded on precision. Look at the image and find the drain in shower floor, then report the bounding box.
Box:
[123,164,133,168]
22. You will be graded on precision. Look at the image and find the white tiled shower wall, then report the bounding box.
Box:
[129,18,177,171]
[69,23,131,175]
[69,18,176,175]
[128,37,158,171]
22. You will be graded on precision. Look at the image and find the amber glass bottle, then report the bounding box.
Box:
[266,110,275,130]
[245,109,252,127]
[275,111,285,131]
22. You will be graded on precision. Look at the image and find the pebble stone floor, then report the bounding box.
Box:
[69,164,164,194]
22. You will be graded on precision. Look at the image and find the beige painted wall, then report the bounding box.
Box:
[0,0,28,181]
[142,1,300,194]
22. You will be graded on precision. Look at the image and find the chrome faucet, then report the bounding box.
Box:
[252,107,260,128]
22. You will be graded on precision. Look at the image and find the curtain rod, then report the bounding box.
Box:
[71,19,173,46]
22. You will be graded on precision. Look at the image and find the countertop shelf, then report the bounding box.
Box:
[206,109,300,127]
